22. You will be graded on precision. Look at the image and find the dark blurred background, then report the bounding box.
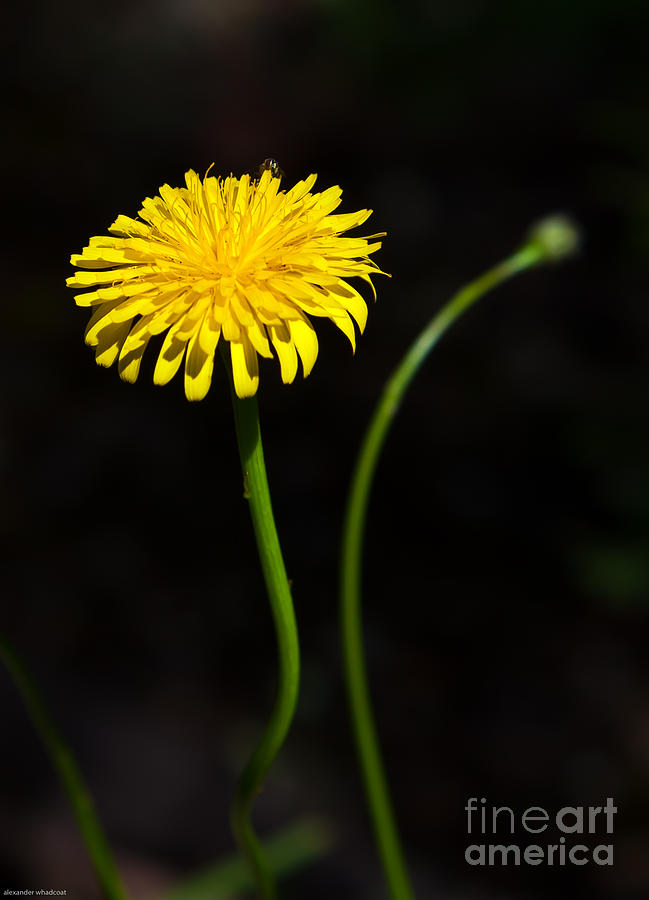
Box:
[3,0,649,897]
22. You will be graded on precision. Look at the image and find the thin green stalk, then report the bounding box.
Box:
[226,380,300,900]
[162,816,334,900]
[0,635,126,900]
[340,217,580,899]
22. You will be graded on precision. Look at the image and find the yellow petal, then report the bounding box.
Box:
[230,335,259,398]
[245,319,273,358]
[184,314,221,401]
[109,215,150,237]
[73,280,160,311]
[316,209,373,234]
[94,321,131,367]
[288,314,319,377]
[71,246,149,269]
[153,321,188,386]
[66,266,153,288]
[234,295,272,358]
[84,300,124,346]
[117,315,158,383]
[316,185,343,215]
[146,295,196,336]
[329,281,368,331]
[231,293,253,326]
[222,315,241,342]
[329,310,356,352]
[270,322,298,384]
[104,292,160,323]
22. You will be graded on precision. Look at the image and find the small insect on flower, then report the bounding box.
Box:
[256,157,284,180]
[67,165,387,400]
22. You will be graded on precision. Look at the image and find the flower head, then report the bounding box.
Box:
[67,167,386,399]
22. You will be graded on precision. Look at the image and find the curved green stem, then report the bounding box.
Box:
[227,384,300,900]
[0,635,126,900]
[341,217,580,899]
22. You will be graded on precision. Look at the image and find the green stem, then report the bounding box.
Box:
[0,635,126,900]
[341,217,580,900]
[162,816,334,900]
[227,384,300,900]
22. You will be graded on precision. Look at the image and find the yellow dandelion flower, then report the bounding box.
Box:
[67,166,387,400]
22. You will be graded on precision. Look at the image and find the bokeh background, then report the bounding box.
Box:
[3,0,649,897]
